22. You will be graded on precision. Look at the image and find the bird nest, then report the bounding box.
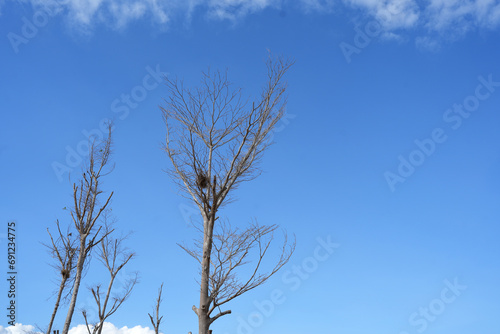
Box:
[61,269,70,279]
[196,173,209,189]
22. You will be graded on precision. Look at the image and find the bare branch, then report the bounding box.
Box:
[44,220,78,334]
[148,283,164,334]
[62,123,116,334]
[206,221,295,314]
[86,216,138,334]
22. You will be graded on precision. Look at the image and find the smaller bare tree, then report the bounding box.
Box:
[82,218,138,334]
[148,283,164,334]
[62,125,115,334]
[45,220,78,334]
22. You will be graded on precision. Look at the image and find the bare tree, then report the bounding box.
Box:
[148,283,164,334]
[82,218,138,334]
[161,53,295,334]
[62,126,114,334]
[45,220,78,334]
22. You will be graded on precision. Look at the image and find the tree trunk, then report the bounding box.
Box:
[46,276,67,334]
[198,214,215,334]
[62,239,86,334]
[198,314,210,334]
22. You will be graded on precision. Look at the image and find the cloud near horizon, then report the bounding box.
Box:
[0,323,158,334]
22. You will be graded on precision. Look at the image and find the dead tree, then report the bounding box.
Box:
[45,221,78,334]
[148,283,164,334]
[82,218,138,334]
[161,53,295,334]
[62,126,114,334]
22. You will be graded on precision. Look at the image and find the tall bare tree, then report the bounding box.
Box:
[62,126,114,334]
[161,54,295,334]
[148,283,164,334]
[82,218,138,334]
[45,220,78,334]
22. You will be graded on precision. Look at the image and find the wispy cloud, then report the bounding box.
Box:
[3,0,500,43]
[4,0,282,31]
[343,0,420,29]
[7,0,183,33]
[342,0,500,33]
[415,35,442,52]
[424,0,500,32]
[298,0,336,13]
[206,0,280,21]
[340,0,500,49]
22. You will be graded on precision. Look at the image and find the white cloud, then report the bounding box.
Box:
[69,323,157,334]
[69,0,104,25]
[415,35,441,52]
[0,324,41,334]
[380,30,406,41]
[341,0,500,49]
[206,0,280,21]
[343,0,420,29]
[299,0,336,13]
[424,0,500,32]
[4,0,500,42]
[10,0,179,32]
[108,1,147,29]
[424,0,475,33]
[0,323,157,334]
[6,0,284,30]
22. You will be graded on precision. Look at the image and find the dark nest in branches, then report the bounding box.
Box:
[196,173,209,189]
[61,269,70,279]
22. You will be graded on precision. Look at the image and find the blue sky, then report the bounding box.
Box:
[1,0,500,333]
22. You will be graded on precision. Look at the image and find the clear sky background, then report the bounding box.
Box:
[1,1,500,334]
